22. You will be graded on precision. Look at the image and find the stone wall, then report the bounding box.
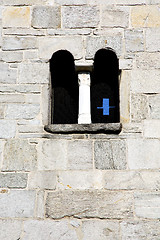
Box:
[0,0,160,239]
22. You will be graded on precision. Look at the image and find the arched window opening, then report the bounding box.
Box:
[91,48,120,123]
[50,50,78,124]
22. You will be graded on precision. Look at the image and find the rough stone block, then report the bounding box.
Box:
[125,29,144,52]
[3,28,45,36]
[0,120,16,138]
[131,94,149,122]
[36,191,45,219]
[94,140,127,170]
[0,94,25,103]
[32,6,61,29]
[46,190,133,219]
[82,220,120,240]
[131,70,160,93]
[62,6,99,28]
[2,139,37,171]
[0,190,35,218]
[55,0,87,4]
[39,36,83,60]
[115,0,146,4]
[0,63,17,84]
[121,221,160,239]
[0,219,22,240]
[38,140,67,170]
[86,36,122,59]
[0,105,4,119]
[119,59,133,70]
[144,120,160,138]
[3,7,30,27]
[148,94,160,119]
[18,63,49,84]
[127,139,160,169]
[3,0,45,5]
[47,28,91,35]
[23,220,78,240]
[28,171,56,189]
[5,104,40,119]
[146,28,160,52]
[136,52,160,69]
[67,140,93,170]
[23,50,38,60]
[2,36,37,50]
[0,173,27,188]
[134,192,160,219]
[0,51,23,63]
[0,84,41,93]
[131,5,160,27]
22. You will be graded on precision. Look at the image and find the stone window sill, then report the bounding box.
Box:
[44,123,122,134]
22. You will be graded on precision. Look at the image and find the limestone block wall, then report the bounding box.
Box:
[0,0,160,239]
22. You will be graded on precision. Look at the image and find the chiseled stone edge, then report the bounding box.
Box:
[44,123,122,134]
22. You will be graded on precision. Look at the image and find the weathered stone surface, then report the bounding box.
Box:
[148,0,160,3]
[115,0,146,4]
[131,70,160,93]
[18,125,43,134]
[18,63,49,84]
[3,7,30,27]
[0,105,4,119]
[0,84,41,93]
[23,220,78,240]
[67,140,93,170]
[39,36,83,60]
[127,139,160,169]
[86,36,122,59]
[23,50,38,60]
[82,220,120,240]
[36,191,45,218]
[131,5,160,27]
[146,28,160,52]
[0,219,22,240]
[148,94,160,119]
[134,192,160,219]
[47,28,91,35]
[101,7,129,28]
[136,52,160,69]
[125,29,144,52]
[121,221,160,240]
[119,59,133,70]
[2,139,37,171]
[32,6,61,29]
[28,171,56,189]
[55,0,87,4]
[0,173,27,188]
[62,6,99,28]
[3,0,45,5]
[5,104,40,119]
[0,190,35,218]
[2,36,37,50]
[94,140,127,170]
[131,94,149,122]
[38,140,67,170]
[0,63,17,84]
[0,94,25,103]
[46,190,133,219]
[0,51,23,63]
[4,28,45,36]
[0,120,16,138]
[144,120,160,138]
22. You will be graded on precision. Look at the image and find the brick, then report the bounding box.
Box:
[125,29,144,52]
[28,171,56,190]
[18,63,49,84]
[0,190,35,218]
[131,94,149,122]
[55,0,87,4]
[148,94,160,119]
[5,104,40,119]
[82,220,120,240]
[23,220,78,240]
[2,36,37,50]
[38,140,67,170]
[2,139,37,171]
[86,36,122,59]
[0,94,25,103]
[0,120,16,138]
[0,173,27,188]
[144,120,160,138]
[146,28,160,52]
[39,36,83,60]
[121,221,160,239]
[127,139,160,169]
[0,51,23,63]
[0,63,17,84]
[46,190,133,219]
[4,28,45,36]
[131,5,160,27]
[62,6,99,28]
[94,140,127,170]
[3,7,30,27]
[134,192,160,219]
[67,140,93,170]
[0,219,22,240]
[131,70,160,93]
[32,6,61,29]
[101,7,129,28]
[136,52,160,69]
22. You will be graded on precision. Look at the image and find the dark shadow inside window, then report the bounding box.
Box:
[91,48,120,123]
[50,50,78,124]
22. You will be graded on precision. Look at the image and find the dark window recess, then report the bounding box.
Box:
[50,50,78,124]
[91,48,120,123]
